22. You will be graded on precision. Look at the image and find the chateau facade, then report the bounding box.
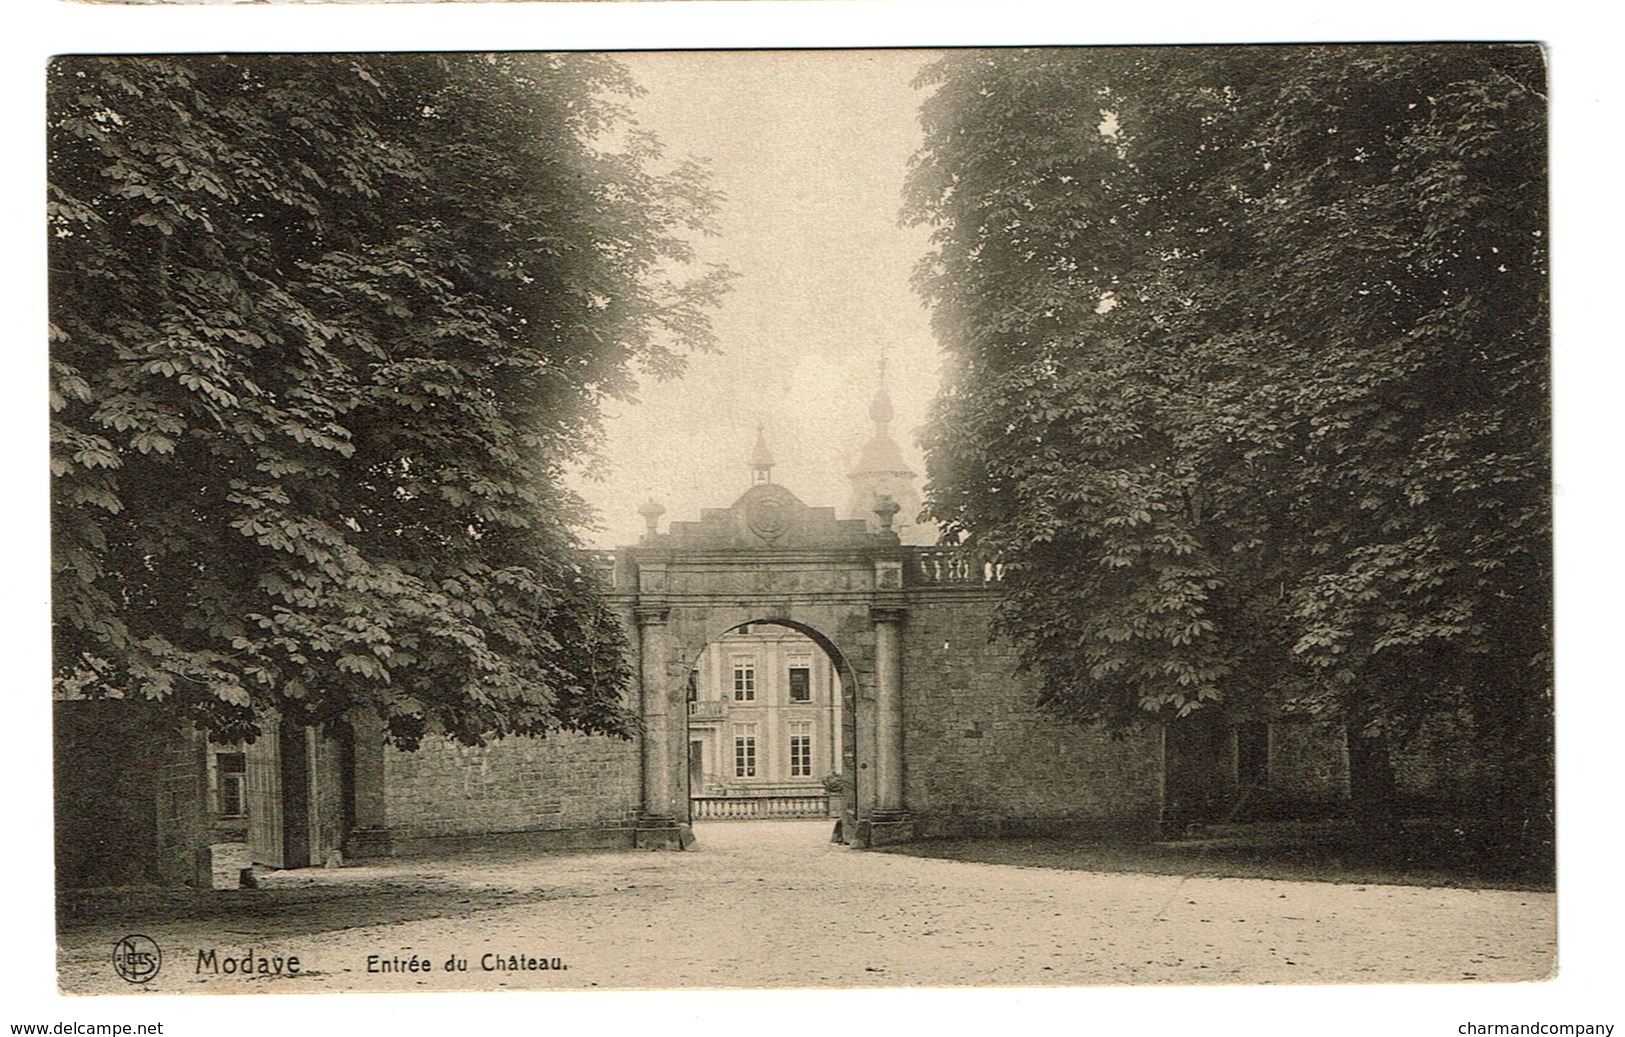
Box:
[686,625,844,818]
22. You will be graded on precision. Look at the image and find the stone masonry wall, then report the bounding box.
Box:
[900,595,1163,836]
[1267,721,1350,805]
[381,730,640,849]
[55,701,210,888]
[152,724,209,886]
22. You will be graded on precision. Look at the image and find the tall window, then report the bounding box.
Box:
[788,722,812,777]
[734,727,757,778]
[787,665,811,703]
[216,751,246,818]
[733,659,756,701]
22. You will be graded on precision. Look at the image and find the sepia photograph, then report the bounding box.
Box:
[43,42,1563,1000]
[20,0,1619,1026]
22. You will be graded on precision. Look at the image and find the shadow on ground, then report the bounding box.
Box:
[56,880,562,937]
[878,820,1554,892]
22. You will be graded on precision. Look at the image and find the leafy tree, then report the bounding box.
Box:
[50,54,729,748]
[905,46,1549,822]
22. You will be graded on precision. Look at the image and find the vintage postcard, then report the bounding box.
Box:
[34,34,1590,1036]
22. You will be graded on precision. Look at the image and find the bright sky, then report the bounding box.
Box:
[568,50,942,548]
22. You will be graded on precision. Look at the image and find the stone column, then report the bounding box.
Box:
[868,605,914,845]
[635,605,690,849]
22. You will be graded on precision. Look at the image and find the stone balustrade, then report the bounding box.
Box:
[691,794,833,820]
[906,548,1005,586]
[686,700,728,722]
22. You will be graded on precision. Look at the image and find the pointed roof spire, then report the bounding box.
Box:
[869,357,895,427]
[851,358,911,477]
[749,424,774,484]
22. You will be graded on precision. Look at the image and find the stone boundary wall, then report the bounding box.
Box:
[899,594,1164,837]
[1266,721,1350,805]
[379,730,641,852]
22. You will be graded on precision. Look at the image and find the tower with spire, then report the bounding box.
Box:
[749,424,774,485]
[846,359,929,543]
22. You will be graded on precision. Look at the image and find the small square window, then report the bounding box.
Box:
[788,666,811,702]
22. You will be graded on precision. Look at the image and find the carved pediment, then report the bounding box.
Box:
[654,483,876,550]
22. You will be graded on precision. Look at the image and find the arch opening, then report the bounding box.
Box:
[682,618,858,831]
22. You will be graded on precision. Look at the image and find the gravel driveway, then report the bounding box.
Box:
[58,819,1555,993]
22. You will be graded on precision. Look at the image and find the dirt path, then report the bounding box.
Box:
[58,820,1554,993]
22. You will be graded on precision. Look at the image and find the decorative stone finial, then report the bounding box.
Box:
[637,497,665,537]
[873,494,901,534]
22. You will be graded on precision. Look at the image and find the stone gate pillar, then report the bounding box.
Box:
[868,604,914,845]
[635,605,690,849]
[343,711,393,859]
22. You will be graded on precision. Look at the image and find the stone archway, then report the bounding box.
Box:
[334,479,1174,860]
[615,481,913,848]
[677,617,859,826]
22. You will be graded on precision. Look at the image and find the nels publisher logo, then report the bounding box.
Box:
[112,935,162,984]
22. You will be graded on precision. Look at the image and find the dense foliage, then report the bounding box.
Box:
[906,46,1549,814]
[50,54,728,747]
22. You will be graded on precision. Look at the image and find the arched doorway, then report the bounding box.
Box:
[623,481,913,849]
[684,619,857,826]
